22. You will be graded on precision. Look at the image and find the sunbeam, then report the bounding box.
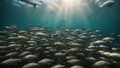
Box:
[42,0,89,25]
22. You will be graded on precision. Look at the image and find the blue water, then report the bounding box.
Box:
[0,0,120,34]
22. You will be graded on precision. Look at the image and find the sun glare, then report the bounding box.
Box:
[42,0,89,25]
[61,0,82,7]
[54,0,84,21]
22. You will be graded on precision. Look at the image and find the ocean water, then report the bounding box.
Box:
[0,0,120,68]
[0,0,120,34]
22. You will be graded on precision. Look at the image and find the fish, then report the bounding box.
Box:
[16,0,33,7]
[99,0,115,8]
[19,0,40,9]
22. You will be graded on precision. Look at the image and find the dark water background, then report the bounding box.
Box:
[0,0,120,34]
